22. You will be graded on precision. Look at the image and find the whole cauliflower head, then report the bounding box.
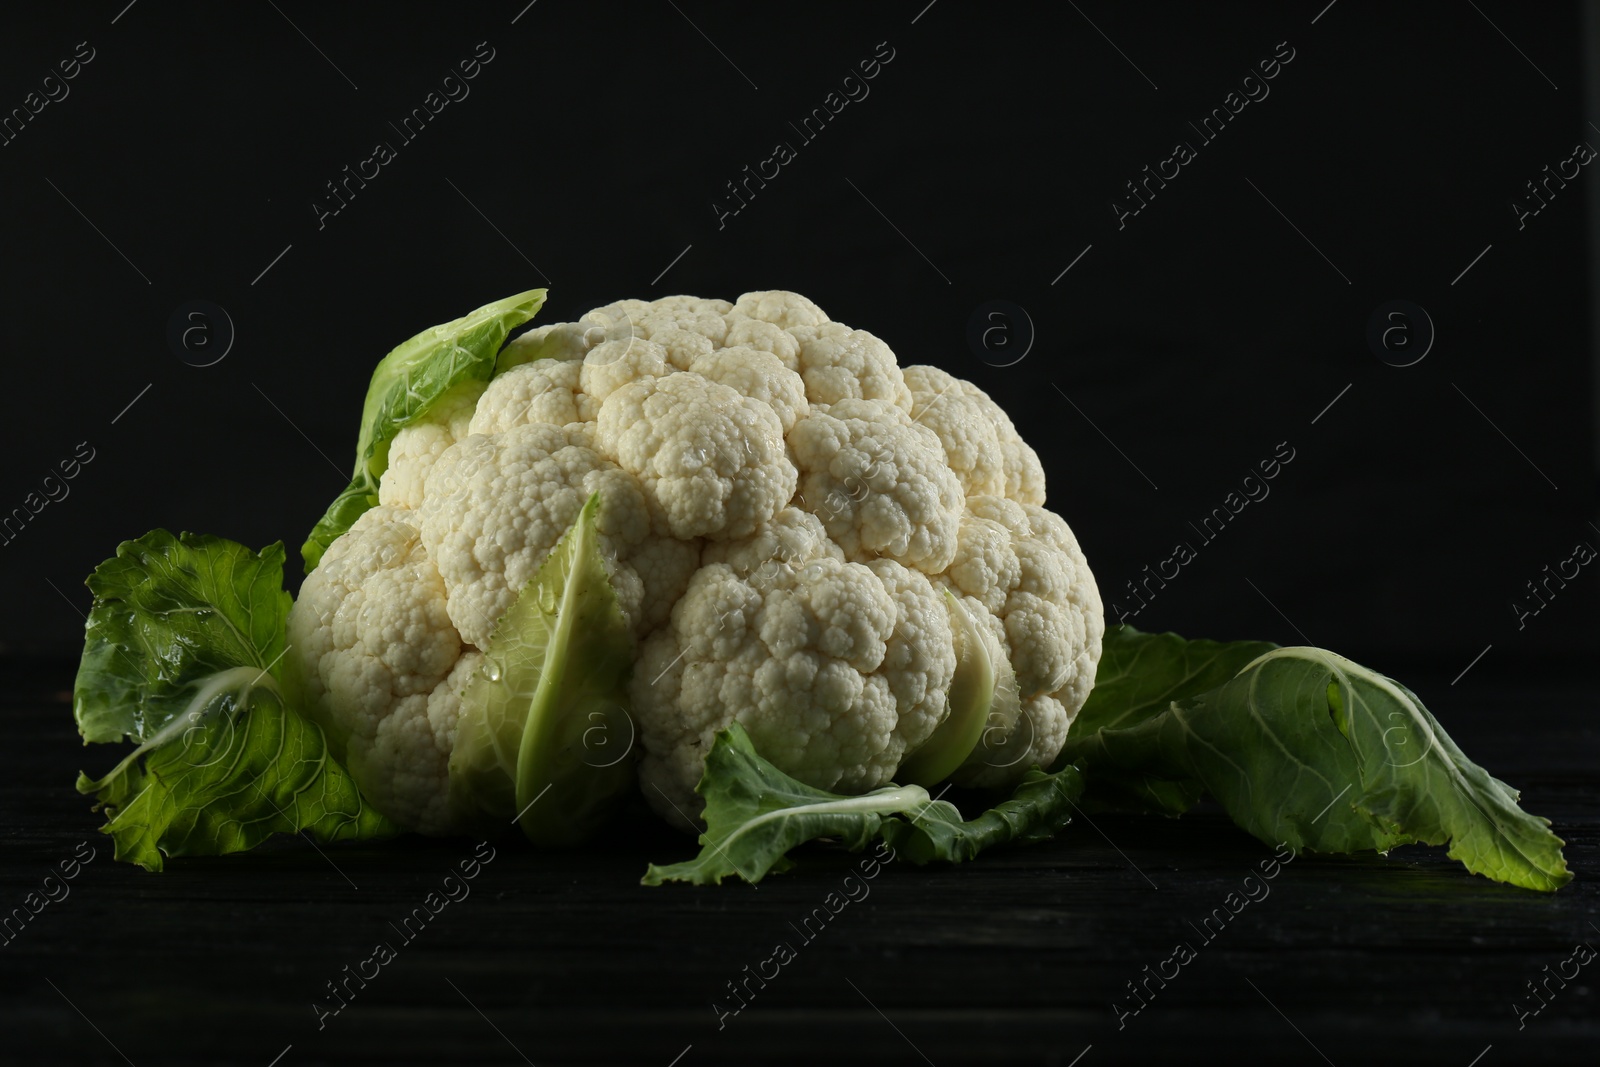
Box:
[287,290,1102,835]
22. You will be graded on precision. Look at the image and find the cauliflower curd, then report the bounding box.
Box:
[287,291,1104,833]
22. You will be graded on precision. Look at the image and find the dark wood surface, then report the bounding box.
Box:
[2,659,1596,1066]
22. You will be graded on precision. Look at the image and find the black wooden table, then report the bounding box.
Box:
[3,659,1595,1066]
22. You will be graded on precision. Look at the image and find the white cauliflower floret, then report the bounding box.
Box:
[787,321,913,410]
[722,317,800,370]
[903,365,1009,500]
[943,511,1021,616]
[648,326,715,371]
[903,364,1046,506]
[635,295,733,347]
[688,346,809,433]
[979,392,1047,506]
[581,295,737,370]
[867,559,958,756]
[595,372,796,541]
[496,319,596,371]
[789,398,965,573]
[941,496,1104,785]
[378,380,487,509]
[700,505,842,578]
[469,357,596,436]
[286,506,465,833]
[581,298,649,339]
[416,423,650,646]
[580,337,669,404]
[625,535,704,635]
[729,289,829,330]
[632,550,954,829]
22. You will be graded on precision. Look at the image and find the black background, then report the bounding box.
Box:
[1,0,1594,672]
[1,3,1597,1066]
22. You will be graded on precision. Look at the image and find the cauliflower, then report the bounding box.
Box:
[286,290,1103,835]
[286,505,467,834]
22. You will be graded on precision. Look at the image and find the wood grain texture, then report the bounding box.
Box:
[1,661,1595,1066]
